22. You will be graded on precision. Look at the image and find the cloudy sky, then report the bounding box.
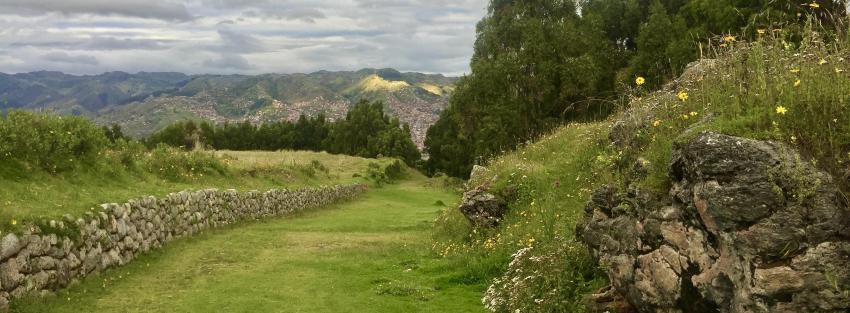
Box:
[0,0,488,76]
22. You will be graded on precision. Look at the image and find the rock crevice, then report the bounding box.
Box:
[578,132,850,313]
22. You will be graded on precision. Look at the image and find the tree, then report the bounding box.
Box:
[326,100,421,165]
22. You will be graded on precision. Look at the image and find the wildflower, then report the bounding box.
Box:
[776,106,788,115]
[10,219,16,226]
[690,111,699,117]
[723,35,737,43]
[819,59,828,65]
[794,79,801,87]
[682,114,689,120]
[652,120,662,127]
[809,2,820,9]
[635,76,646,86]
[677,91,689,102]
[757,29,766,35]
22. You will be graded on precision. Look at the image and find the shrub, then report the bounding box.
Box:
[142,144,228,181]
[366,159,405,187]
[482,242,604,313]
[0,111,108,173]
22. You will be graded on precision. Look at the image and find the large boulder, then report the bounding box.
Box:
[578,132,850,313]
[458,187,509,228]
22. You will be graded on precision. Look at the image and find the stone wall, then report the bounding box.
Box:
[0,184,366,309]
[578,133,850,313]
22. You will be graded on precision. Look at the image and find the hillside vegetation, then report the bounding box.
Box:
[425,0,846,178]
[0,111,403,232]
[433,24,850,312]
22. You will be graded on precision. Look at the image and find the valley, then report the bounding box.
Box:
[0,69,456,148]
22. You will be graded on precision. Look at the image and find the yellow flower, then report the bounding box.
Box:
[809,2,820,9]
[776,106,788,115]
[757,29,766,35]
[677,91,689,102]
[635,76,646,86]
[723,35,737,43]
[682,114,689,120]
[652,120,662,127]
[794,79,801,87]
[819,59,828,65]
[690,111,699,117]
[10,219,16,226]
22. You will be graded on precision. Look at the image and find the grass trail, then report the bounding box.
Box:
[13,178,485,313]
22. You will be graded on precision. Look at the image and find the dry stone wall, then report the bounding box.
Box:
[0,184,366,309]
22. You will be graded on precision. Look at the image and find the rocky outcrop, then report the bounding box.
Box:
[459,187,509,228]
[0,184,366,310]
[578,132,850,313]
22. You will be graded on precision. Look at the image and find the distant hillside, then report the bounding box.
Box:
[0,69,457,148]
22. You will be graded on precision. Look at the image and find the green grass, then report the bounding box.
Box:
[433,25,850,312]
[431,122,610,311]
[11,177,485,312]
[0,150,395,230]
[609,28,850,194]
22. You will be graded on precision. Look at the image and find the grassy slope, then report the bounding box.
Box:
[0,150,394,225]
[432,122,610,309]
[432,30,850,312]
[11,177,485,313]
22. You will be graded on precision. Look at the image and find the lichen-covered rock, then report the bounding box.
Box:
[0,235,21,262]
[458,187,508,228]
[578,132,850,313]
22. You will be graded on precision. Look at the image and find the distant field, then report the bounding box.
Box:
[0,150,394,224]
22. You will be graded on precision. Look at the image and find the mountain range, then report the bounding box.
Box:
[0,69,458,148]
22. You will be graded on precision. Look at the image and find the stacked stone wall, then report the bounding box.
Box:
[0,184,366,308]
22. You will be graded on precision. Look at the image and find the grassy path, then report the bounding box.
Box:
[13,179,485,312]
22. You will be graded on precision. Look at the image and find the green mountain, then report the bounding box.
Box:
[0,69,457,148]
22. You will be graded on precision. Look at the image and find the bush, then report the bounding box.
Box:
[366,159,405,187]
[0,111,108,173]
[142,144,229,181]
[482,242,604,313]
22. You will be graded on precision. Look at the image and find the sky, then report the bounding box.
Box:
[0,0,489,76]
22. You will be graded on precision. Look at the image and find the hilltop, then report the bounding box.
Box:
[0,69,457,148]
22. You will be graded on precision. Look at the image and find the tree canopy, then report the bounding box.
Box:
[425,0,847,178]
[146,99,421,166]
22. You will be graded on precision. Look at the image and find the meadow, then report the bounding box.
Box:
[11,177,486,312]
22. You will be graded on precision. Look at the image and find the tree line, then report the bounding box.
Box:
[145,99,422,166]
[424,0,847,178]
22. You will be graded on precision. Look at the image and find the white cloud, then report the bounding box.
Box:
[0,0,488,75]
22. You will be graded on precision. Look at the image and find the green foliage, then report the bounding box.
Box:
[366,159,406,187]
[482,242,605,313]
[431,123,611,310]
[145,121,200,150]
[325,100,421,165]
[0,111,108,174]
[102,124,129,144]
[425,0,848,178]
[142,145,229,181]
[616,27,850,194]
[425,0,615,178]
[151,100,421,166]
